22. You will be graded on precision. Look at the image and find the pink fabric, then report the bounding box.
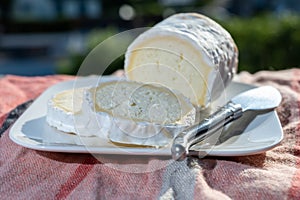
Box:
[0,70,300,199]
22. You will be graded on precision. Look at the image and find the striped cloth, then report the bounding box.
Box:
[0,69,300,199]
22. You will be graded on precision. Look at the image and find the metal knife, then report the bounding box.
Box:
[171,86,282,161]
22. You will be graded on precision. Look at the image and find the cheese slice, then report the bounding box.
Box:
[46,80,196,147]
[46,88,101,137]
[85,80,196,147]
[125,13,238,108]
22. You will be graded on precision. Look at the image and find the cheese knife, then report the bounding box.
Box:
[171,86,282,161]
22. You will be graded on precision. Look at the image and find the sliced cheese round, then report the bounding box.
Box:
[125,13,238,108]
[85,80,196,147]
[46,88,100,137]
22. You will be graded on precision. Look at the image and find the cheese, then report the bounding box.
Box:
[85,80,196,147]
[46,88,101,137]
[125,13,238,108]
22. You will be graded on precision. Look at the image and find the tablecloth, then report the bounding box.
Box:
[0,69,300,199]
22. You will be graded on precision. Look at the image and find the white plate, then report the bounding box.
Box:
[9,76,283,157]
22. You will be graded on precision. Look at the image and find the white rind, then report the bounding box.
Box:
[125,13,238,108]
[46,101,77,134]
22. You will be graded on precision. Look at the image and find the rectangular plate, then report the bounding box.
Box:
[9,76,283,157]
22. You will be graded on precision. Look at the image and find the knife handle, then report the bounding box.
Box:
[171,102,243,161]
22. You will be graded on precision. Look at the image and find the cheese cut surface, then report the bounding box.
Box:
[85,80,196,147]
[125,13,238,108]
[51,89,83,113]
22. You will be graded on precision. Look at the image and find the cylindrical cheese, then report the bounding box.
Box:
[125,13,238,108]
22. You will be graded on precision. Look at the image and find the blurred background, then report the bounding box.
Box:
[0,0,299,76]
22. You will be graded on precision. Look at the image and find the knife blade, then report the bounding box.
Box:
[171,86,282,161]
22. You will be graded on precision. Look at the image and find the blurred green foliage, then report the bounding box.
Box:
[218,13,300,73]
[58,13,300,75]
